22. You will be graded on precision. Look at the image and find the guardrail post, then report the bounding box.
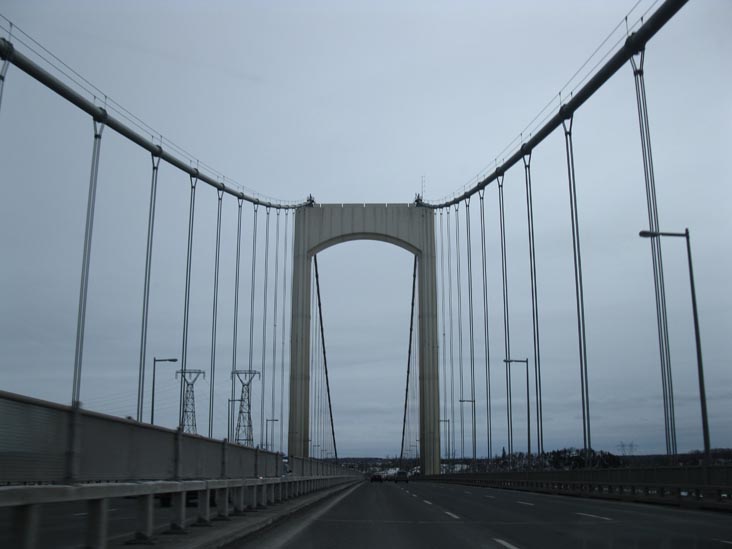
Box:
[131,494,154,542]
[195,488,212,526]
[249,483,258,510]
[169,491,187,533]
[85,498,108,549]
[233,483,246,514]
[215,487,230,519]
[11,504,39,549]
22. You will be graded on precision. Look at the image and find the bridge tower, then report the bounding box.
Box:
[176,369,205,434]
[233,370,259,446]
[288,203,440,475]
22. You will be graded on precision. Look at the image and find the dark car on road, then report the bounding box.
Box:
[394,470,409,483]
[370,473,383,482]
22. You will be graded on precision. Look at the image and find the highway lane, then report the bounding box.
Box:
[232,480,732,548]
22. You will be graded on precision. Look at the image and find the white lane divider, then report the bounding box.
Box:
[516,501,534,506]
[412,493,417,498]
[464,490,472,494]
[494,538,521,549]
[576,512,611,521]
[445,511,460,519]
[423,500,433,505]
[713,540,732,546]
[485,495,495,499]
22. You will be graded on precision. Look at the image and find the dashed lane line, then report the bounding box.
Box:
[516,501,534,506]
[445,511,460,519]
[423,500,433,505]
[576,512,611,521]
[485,495,495,499]
[713,540,732,546]
[494,538,521,549]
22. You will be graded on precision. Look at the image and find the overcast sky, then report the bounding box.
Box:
[0,0,730,459]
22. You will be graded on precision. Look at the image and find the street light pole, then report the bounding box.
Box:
[639,229,711,471]
[151,357,177,424]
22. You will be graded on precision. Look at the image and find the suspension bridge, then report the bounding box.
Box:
[1,0,731,547]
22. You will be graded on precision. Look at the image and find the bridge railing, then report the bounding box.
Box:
[0,390,347,483]
[425,466,732,511]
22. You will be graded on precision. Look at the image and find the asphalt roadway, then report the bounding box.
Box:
[231,480,732,549]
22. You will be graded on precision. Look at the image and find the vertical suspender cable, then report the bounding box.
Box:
[229,198,243,440]
[438,210,449,463]
[140,150,163,422]
[73,116,105,407]
[399,256,419,469]
[497,174,512,458]
[279,211,290,453]
[247,205,259,439]
[631,50,676,455]
[179,172,197,426]
[208,189,224,437]
[270,211,281,448]
[309,261,316,456]
[259,209,271,448]
[562,115,591,456]
[454,204,465,460]
[465,200,477,466]
[523,152,544,455]
[446,209,456,465]
[313,255,338,461]
[478,190,492,459]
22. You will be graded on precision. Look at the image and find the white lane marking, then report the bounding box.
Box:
[464,490,472,494]
[72,512,88,517]
[445,511,460,519]
[423,500,433,505]
[494,539,521,549]
[576,512,612,521]
[485,495,495,499]
[713,541,732,546]
[516,501,534,506]
[412,493,417,498]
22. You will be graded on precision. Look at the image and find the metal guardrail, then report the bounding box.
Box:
[424,467,732,511]
[0,390,349,483]
[0,390,362,548]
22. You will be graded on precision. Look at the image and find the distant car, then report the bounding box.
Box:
[394,470,409,483]
[370,473,383,482]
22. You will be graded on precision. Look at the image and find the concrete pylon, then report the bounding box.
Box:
[288,203,440,475]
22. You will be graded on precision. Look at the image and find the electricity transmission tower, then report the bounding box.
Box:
[176,369,205,434]
[232,369,259,446]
